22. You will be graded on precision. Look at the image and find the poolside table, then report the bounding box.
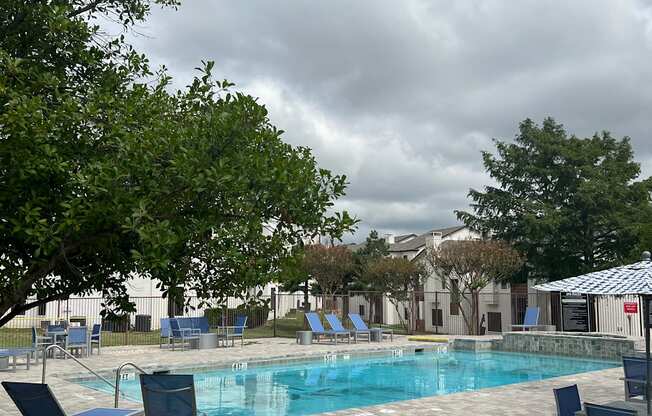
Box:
[0,348,33,371]
[370,328,383,342]
[189,333,219,349]
[575,400,646,415]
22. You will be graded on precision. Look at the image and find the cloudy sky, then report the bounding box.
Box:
[124,0,652,242]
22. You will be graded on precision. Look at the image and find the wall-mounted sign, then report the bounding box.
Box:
[624,302,638,314]
[561,293,589,332]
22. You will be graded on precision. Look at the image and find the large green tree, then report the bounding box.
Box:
[457,118,652,282]
[0,1,355,326]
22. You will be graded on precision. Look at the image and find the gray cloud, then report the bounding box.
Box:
[126,0,652,241]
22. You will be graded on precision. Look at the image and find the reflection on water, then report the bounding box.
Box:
[84,351,618,415]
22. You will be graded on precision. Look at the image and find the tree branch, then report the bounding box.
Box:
[67,0,105,18]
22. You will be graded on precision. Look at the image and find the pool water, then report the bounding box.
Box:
[81,350,618,415]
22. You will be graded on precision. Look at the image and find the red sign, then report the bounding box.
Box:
[624,302,638,314]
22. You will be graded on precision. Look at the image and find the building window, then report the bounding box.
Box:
[500,281,508,289]
[38,302,46,316]
[403,255,408,259]
[359,304,365,316]
[431,308,443,326]
[404,307,409,319]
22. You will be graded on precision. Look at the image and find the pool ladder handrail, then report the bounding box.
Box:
[114,362,148,408]
[41,344,115,391]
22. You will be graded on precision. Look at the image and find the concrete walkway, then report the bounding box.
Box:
[0,336,627,416]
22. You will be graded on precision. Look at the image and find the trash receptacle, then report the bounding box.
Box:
[135,315,152,332]
[296,331,313,345]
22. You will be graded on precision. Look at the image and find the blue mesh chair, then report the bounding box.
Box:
[223,315,248,347]
[160,318,171,348]
[553,384,581,416]
[65,326,88,357]
[305,312,345,344]
[584,403,636,415]
[89,324,102,355]
[511,306,541,331]
[31,326,52,363]
[191,317,210,334]
[348,313,394,342]
[139,374,197,416]
[2,381,139,416]
[169,318,200,351]
[622,356,646,402]
[324,314,351,344]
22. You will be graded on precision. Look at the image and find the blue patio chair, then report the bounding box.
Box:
[31,326,52,363]
[584,403,636,415]
[553,384,581,416]
[348,313,393,342]
[223,315,247,347]
[304,312,348,344]
[511,306,541,331]
[2,381,139,416]
[191,317,210,334]
[160,318,171,348]
[139,374,197,416]
[169,318,200,351]
[65,326,88,358]
[622,356,646,402]
[324,314,352,344]
[89,324,102,355]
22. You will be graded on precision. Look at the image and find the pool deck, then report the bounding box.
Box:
[0,335,629,416]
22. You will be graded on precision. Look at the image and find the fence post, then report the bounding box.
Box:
[271,288,277,338]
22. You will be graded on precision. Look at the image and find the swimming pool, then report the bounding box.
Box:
[81,350,618,415]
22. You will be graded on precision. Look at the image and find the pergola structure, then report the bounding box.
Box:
[534,252,652,415]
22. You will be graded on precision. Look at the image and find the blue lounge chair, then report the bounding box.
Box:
[348,313,393,342]
[553,384,581,416]
[169,318,200,351]
[305,312,349,344]
[324,314,353,344]
[139,374,197,416]
[2,381,139,416]
[584,403,636,415]
[511,306,541,331]
[223,315,247,347]
[66,326,89,357]
[622,356,646,402]
[89,324,102,355]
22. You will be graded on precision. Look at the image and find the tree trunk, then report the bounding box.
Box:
[303,280,310,312]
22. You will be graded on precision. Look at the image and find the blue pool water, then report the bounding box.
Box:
[81,350,618,415]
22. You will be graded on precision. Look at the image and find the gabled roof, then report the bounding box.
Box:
[394,234,417,243]
[389,225,466,253]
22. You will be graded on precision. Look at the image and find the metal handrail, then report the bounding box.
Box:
[114,362,148,408]
[41,344,115,391]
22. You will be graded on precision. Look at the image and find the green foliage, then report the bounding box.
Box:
[363,256,426,333]
[301,244,355,297]
[457,118,652,282]
[0,1,356,326]
[347,229,389,292]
